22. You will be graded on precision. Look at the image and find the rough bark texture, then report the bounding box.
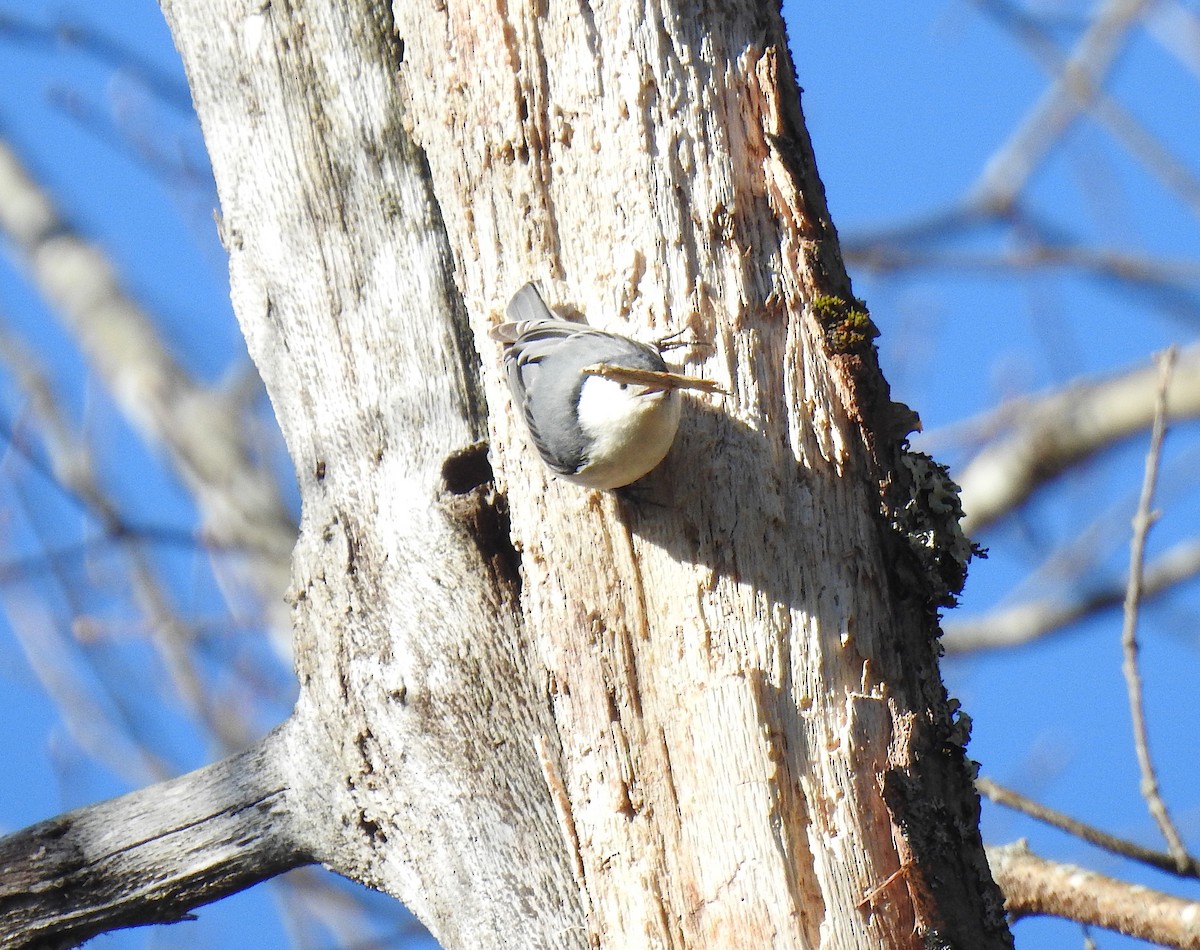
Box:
[0,729,305,950]
[148,1,1012,948]
[391,2,1008,947]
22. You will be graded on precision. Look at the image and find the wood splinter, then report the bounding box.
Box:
[581,362,726,394]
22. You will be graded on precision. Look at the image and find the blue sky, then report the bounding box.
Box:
[0,1,1196,948]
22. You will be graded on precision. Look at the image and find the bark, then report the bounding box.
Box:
[0,0,1010,947]
[159,1,582,944]
[387,1,1006,946]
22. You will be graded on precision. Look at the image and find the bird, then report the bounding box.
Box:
[490,283,685,490]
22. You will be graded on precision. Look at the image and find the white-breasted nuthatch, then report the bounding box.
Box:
[491,283,707,490]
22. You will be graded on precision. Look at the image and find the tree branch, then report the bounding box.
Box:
[0,10,192,110]
[988,841,1200,949]
[942,537,1200,653]
[978,777,1200,879]
[950,344,1200,534]
[0,328,256,752]
[969,0,1152,211]
[0,725,309,950]
[974,0,1200,217]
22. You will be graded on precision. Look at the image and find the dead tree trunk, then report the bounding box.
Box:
[0,1,1012,947]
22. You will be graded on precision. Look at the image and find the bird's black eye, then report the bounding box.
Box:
[619,383,629,391]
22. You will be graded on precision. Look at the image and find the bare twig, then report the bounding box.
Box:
[977,777,1200,879]
[1121,346,1189,868]
[988,841,1200,949]
[45,84,215,190]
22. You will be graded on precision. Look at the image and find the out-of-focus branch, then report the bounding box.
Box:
[0,593,168,787]
[942,537,1200,652]
[850,0,1152,267]
[850,244,1200,284]
[975,0,1200,217]
[0,136,295,644]
[847,243,1200,309]
[273,869,430,948]
[0,328,257,750]
[1146,1,1200,80]
[843,1,1200,327]
[978,777,1200,879]
[950,344,1200,534]
[988,841,1200,949]
[970,0,1152,212]
[46,85,214,191]
[0,11,192,110]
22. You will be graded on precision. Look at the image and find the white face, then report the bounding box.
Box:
[571,376,682,489]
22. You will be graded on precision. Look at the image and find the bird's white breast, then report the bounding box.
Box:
[571,377,682,489]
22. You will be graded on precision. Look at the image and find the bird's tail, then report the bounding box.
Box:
[490,282,569,342]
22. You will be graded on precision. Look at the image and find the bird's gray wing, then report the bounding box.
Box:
[502,320,595,474]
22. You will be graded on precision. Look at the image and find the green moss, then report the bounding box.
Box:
[811,293,879,355]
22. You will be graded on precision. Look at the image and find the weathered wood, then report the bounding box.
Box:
[0,728,305,950]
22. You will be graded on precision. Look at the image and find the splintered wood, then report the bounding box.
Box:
[580,362,725,394]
